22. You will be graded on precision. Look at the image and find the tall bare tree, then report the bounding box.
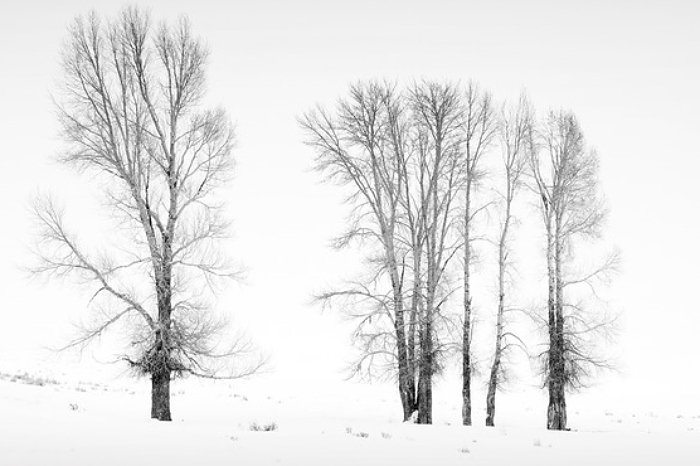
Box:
[530,109,616,430]
[459,82,498,426]
[33,7,262,421]
[409,81,466,424]
[301,81,418,421]
[485,94,532,427]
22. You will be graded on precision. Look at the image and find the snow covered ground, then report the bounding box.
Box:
[1,369,698,466]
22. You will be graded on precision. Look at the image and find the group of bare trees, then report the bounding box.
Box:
[301,81,467,423]
[34,6,614,427]
[302,81,615,430]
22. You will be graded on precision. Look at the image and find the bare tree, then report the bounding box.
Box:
[301,81,419,421]
[459,82,498,426]
[485,94,532,427]
[530,109,616,430]
[302,80,468,424]
[32,7,263,421]
[409,81,465,424]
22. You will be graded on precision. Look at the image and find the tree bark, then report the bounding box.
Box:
[385,212,415,421]
[417,312,433,424]
[548,228,568,430]
[406,252,422,420]
[462,269,473,426]
[546,218,567,430]
[462,187,473,426]
[485,377,497,427]
[151,367,172,421]
[394,299,416,421]
[462,314,472,426]
[485,292,504,427]
[406,209,423,421]
[417,266,435,425]
[547,380,567,430]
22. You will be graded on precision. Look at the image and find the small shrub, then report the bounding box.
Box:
[250,422,277,432]
[381,432,392,439]
[459,448,470,454]
[353,432,369,439]
[533,439,541,447]
[3,372,59,387]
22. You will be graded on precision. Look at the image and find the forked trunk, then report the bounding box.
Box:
[393,289,415,422]
[547,379,567,430]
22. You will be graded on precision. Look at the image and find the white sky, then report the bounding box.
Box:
[0,0,698,410]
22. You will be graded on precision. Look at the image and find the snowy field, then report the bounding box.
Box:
[1,369,698,466]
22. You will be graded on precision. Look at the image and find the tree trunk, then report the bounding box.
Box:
[485,293,503,426]
[487,214,508,427]
[151,368,172,421]
[391,276,414,421]
[417,368,432,424]
[547,378,567,430]
[406,303,418,417]
[462,186,473,426]
[417,307,433,424]
[485,376,497,426]
[398,382,416,422]
[395,308,416,421]
[546,219,567,431]
[396,332,416,422]
[548,231,568,430]
[462,300,472,426]
[406,243,422,419]
[485,326,501,426]
[462,312,472,426]
[385,232,416,422]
